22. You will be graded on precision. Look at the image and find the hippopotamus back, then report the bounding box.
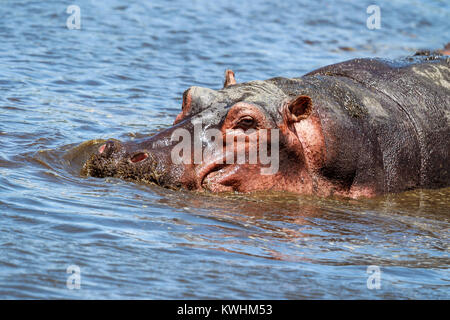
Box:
[270,56,450,193]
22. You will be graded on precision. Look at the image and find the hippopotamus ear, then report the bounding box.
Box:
[174,86,218,124]
[223,69,237,88]
[283,95,313,125]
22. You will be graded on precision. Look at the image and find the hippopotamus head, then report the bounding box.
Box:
[82,70,325,195]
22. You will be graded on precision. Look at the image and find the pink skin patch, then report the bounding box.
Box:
[98,144,106,154]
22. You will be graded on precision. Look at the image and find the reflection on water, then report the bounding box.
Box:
[0,0,449,299]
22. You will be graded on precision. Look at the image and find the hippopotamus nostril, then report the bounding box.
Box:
[130,152,148,163]
[98,144,106,154]
[99,140,119,156]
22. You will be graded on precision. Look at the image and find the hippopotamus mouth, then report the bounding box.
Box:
[83,52,450,198]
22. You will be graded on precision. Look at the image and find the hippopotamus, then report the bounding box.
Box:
[82,51,450,198]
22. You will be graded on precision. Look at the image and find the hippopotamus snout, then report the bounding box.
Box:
[83,134,185,189]
[84,139,154,181]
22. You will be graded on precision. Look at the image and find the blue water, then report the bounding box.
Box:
[0,0,449,299]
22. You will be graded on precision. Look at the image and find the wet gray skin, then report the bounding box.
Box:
[83,53,450,196]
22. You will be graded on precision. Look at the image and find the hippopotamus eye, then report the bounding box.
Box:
[235,116,256,130]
